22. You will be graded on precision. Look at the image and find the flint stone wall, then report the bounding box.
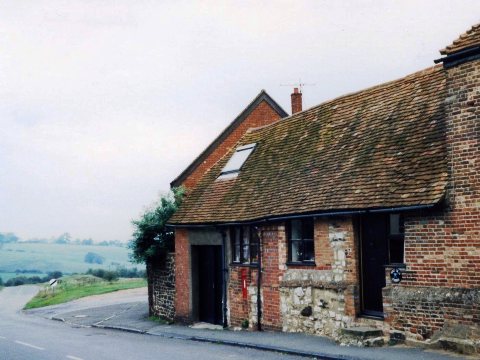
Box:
[280,269,354,338]
[148,253,175,321]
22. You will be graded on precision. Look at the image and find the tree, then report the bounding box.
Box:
[0,232,19,243]
[129,187,184,264]
[84,252,105,264]
[81,238,93,246]
[55,232,71,244]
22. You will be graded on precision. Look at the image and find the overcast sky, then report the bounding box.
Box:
[1,1,479,242]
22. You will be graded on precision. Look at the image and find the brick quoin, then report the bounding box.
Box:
[260,226,282,330]
[182,100,283,190]
[174,228,191,322]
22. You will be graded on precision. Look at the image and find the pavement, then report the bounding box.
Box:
[26,289,472,360]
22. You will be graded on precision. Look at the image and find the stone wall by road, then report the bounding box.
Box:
[148,253,175,321]
[280,270,354,338]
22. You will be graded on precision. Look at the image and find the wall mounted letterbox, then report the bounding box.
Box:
[241,269,247,299]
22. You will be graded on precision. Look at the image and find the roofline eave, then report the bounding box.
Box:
[167,202,441,228]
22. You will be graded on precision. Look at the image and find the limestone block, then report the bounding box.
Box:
[294,287,305,298]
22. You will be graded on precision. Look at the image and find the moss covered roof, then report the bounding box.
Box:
[170,65,448,225]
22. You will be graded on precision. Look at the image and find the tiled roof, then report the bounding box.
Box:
[440,24,480,55]
[170,66,448,225]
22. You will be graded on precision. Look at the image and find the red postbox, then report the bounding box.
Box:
[241,269,247,299]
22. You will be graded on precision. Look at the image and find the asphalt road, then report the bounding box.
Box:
[0,286,301,360]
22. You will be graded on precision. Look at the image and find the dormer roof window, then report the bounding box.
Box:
[218,143,256,179]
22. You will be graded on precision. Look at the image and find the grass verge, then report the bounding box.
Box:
[24,275,146,309]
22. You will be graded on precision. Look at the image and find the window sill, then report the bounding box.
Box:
[286,261,316,267]
[230,262,259,268]
[383,263,406,269]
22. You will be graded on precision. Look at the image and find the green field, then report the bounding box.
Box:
[24,275,147,309]
[0,242,143,281]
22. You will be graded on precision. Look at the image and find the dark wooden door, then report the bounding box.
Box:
[361,214,388,317]
[198,246,223,324]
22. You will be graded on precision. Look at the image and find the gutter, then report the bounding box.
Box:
[255,226,262,331]
[167,203,437,228]
[434,45,480,68]
[219,229,228,328]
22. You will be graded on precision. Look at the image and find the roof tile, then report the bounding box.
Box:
[170,66,448,225]
[440,23,480,55]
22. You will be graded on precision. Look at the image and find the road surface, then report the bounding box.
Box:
[0,286,300,360]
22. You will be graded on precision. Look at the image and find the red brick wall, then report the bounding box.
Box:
[385,58,480,343]
[174,228,191,322]
[182,100,283,190]
[400,59,480,288]
[228,266,256,327]
[261,226,282,330]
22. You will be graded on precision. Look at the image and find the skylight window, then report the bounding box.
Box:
[219,143,256,177]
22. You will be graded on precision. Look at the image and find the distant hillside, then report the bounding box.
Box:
[0,242,143,281]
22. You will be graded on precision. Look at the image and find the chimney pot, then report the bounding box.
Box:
[291,88,302,114]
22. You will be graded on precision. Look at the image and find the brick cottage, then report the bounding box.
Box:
[149,24,480,353]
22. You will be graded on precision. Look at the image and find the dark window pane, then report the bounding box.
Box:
[232,227,241,262]
[242,226,249,263]
[234,245,241,262]
[290,240,302,262]
[389,214,405,235]
[242,244,250,263]
[390,238,404,263]
[250,228,259,245]
[250,243,258,263]
[290,220,302,240]
[303,218,314,239]
[303,240,315,261]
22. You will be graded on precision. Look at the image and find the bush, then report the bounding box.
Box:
[129,187,184,264]
[86,268,105,278]
[0,276,3,286]
[47,271,63,280]
[85,268,144,281]
[5,277,26,286]
[84,252,105,264]
[102,271,119,282]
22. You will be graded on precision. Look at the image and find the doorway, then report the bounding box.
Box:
[194,245,223,325]
[360,214,388,318]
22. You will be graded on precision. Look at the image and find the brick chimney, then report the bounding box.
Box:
[291,87,302,114]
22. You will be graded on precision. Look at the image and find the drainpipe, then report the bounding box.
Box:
[220,230,228,328]
[255,226,262,331]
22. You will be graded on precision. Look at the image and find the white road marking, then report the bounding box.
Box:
[67,356,84,360]
[15,340,45,350]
